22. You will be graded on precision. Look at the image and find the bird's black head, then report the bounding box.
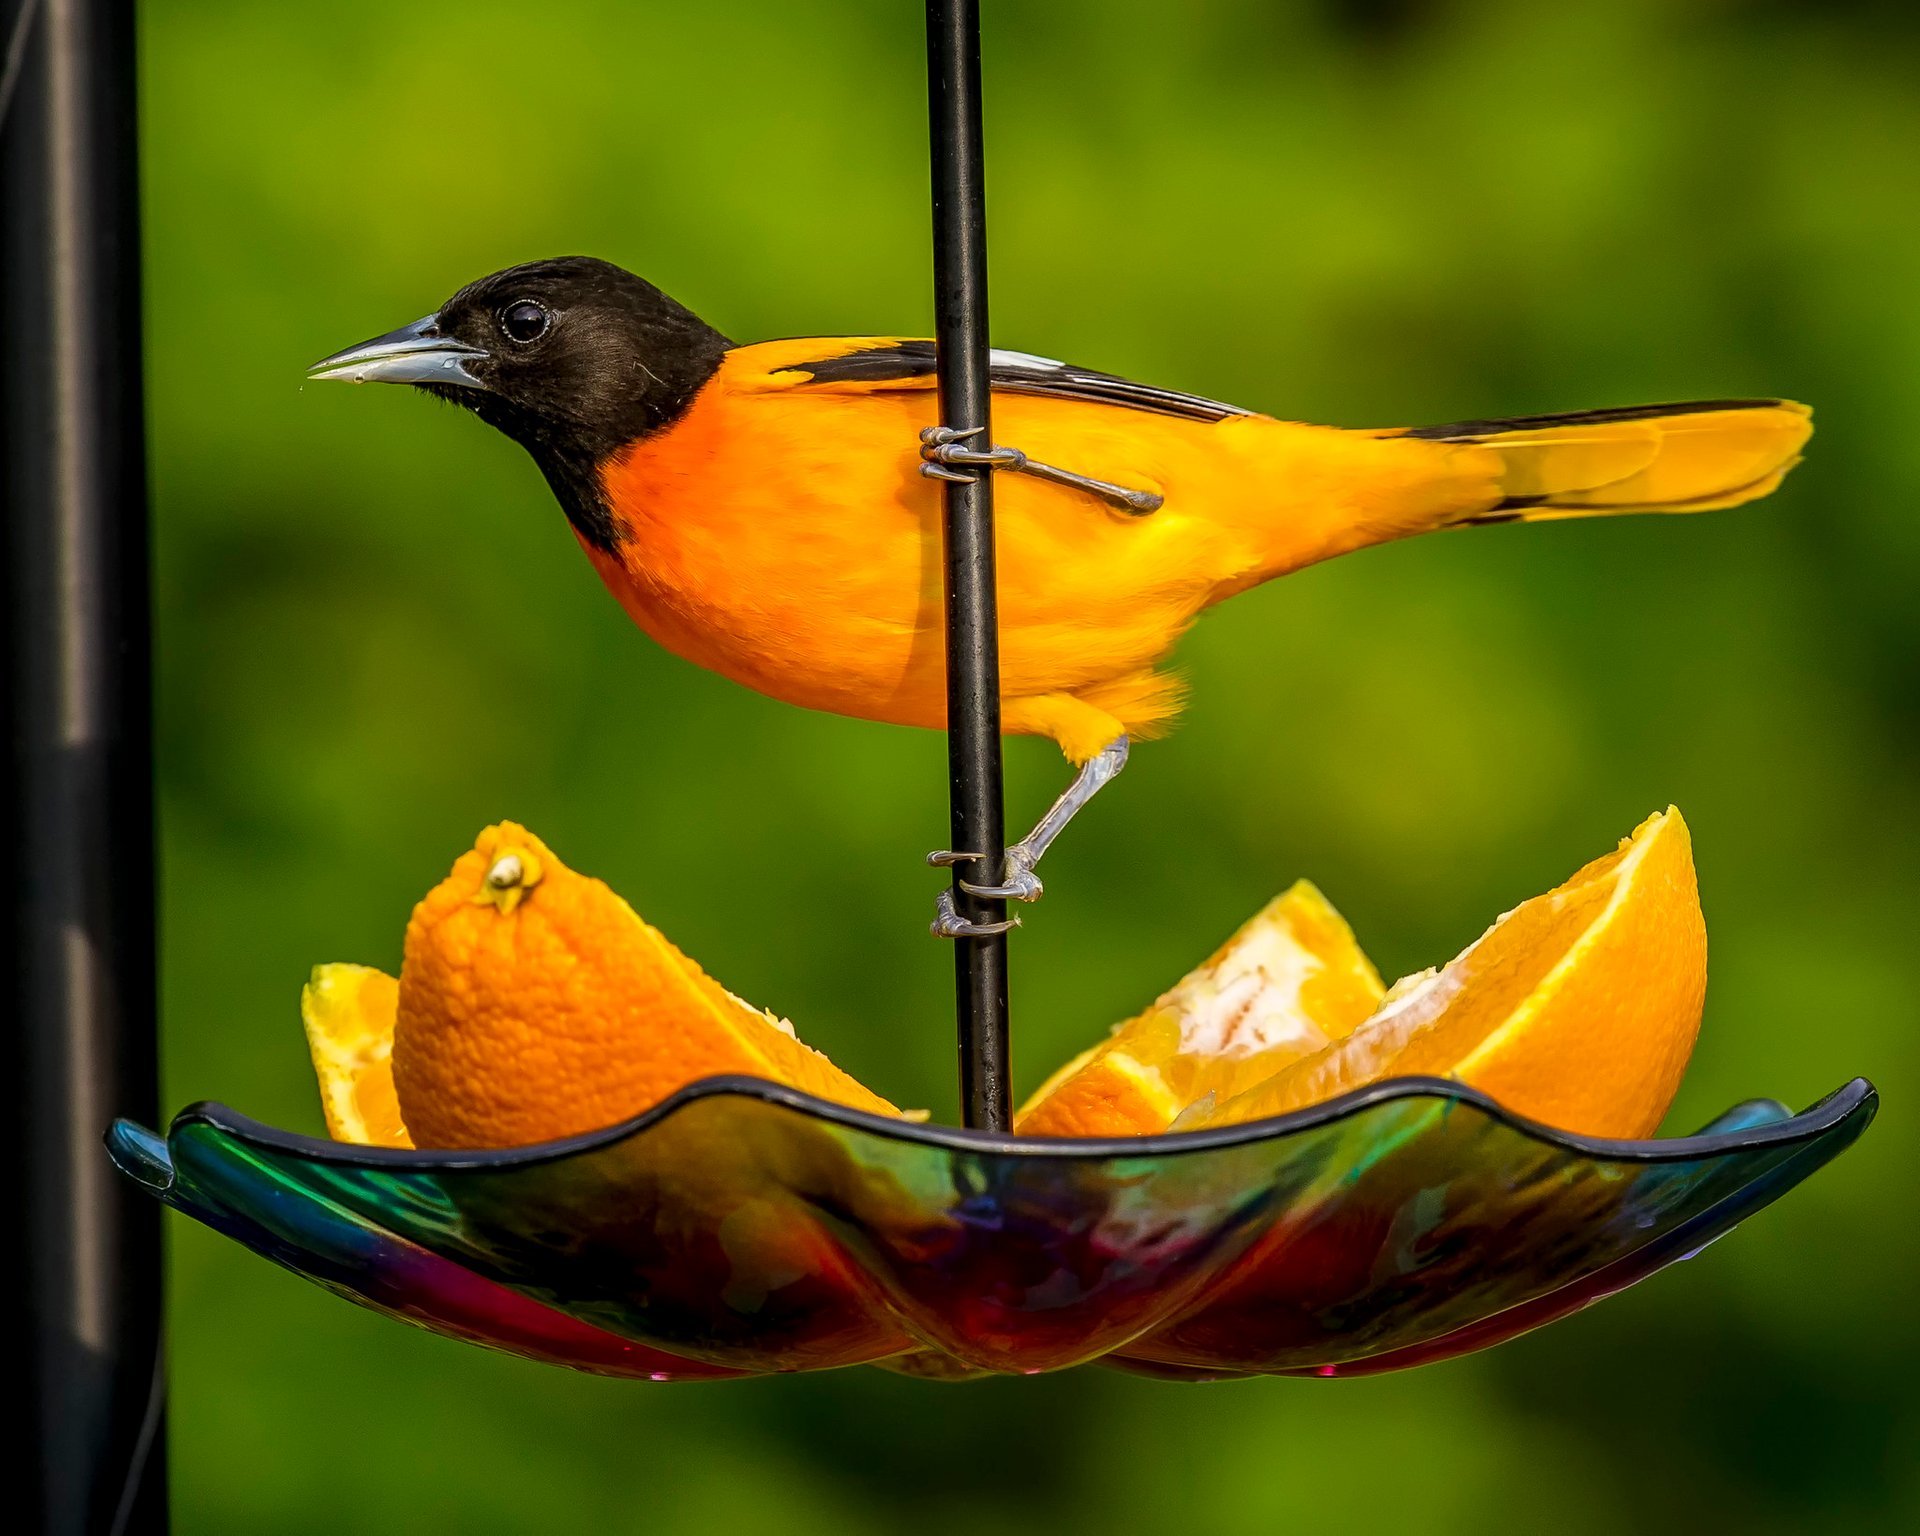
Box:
[310,256,732,551]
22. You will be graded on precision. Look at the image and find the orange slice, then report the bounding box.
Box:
[392,822,900,1149]
[1184,808,1705,1139]
[302,963,412,1149]
[1014,882,1386,1137]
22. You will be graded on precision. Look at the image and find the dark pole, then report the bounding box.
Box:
[2,2,167,1532]
[925,0,1012,1131]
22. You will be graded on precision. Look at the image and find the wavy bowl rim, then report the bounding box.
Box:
[118,1073,1878,1182]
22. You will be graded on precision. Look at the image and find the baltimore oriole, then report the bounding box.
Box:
[312,257,1811,935]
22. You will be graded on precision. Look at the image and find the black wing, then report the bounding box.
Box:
[777,340,1248,424]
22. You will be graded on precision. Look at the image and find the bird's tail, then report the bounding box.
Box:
[1401,398,1812,523]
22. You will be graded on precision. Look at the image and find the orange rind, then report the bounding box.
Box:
[302,822,898,1150]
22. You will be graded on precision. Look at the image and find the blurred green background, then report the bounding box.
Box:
[147,0,1916,1530]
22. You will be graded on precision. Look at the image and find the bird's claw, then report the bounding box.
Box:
[958,845,1043,903]
[930,889,1019,940]
[926,848,983,868]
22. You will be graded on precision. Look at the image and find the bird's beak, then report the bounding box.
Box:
[307,314,487,387]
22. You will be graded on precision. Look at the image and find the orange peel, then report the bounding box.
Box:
[301,822,898,1150]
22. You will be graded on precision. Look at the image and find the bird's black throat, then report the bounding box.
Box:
[419,256,734,554]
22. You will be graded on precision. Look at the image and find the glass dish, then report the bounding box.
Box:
[109,1074,1875,1379]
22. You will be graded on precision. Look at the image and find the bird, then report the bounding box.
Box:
[310,256,1812,937]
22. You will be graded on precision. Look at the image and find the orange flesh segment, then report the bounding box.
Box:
[1015,881,1385,1137]
[302,963,413,1149]
[392,822,899,1150]
[1186,808,1705,1139]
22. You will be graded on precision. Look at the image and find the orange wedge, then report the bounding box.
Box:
[392,822,900,1149]
[1014,882,1386,1137]
[302,963,412,1149]
[1183,808,1705,1139]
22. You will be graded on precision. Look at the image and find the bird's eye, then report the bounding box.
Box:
[500,300,550,344]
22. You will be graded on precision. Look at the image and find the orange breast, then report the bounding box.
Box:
[588,376,1236,730]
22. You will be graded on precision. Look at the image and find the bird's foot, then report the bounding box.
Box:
[918,425,1030,483]
[918,427,1163,515]
[926,846,1040,939]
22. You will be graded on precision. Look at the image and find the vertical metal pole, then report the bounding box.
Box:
[2,2,167,1532]
[925,0,1011,1131]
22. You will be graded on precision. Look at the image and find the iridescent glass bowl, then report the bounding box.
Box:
[110,1074,1873,1380]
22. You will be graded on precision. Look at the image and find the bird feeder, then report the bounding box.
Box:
[31,0,1872,1414]
[110,1077,1871,1380]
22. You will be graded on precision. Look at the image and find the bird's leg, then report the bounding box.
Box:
[920,428,1164,516]
[928,736,1130,931]
[967,734,1129,900]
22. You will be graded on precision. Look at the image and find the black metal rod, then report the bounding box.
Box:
[3,1,167,1531]
[925,0,1011,1131]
